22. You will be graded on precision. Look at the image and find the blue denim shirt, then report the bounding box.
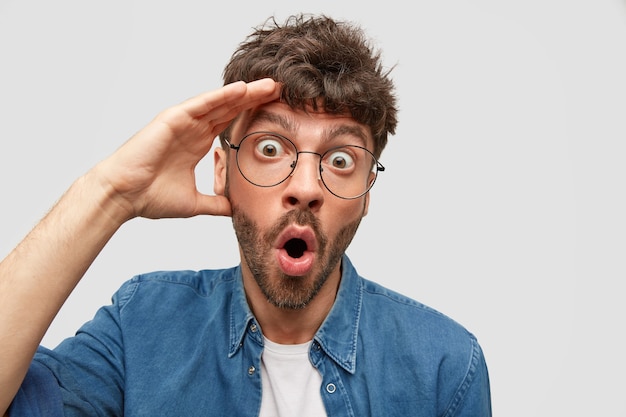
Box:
[10,255,491,416]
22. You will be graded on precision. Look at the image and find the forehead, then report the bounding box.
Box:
[234,102,373,148]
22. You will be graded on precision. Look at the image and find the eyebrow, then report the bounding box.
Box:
[323,125,369,148]
[245,109,370,148]
[245,110,296,134]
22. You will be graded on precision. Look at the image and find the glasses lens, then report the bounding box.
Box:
[320,146,378,199]
[234,132,381,199]
[235,132,297,187]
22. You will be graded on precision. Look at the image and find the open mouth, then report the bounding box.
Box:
[284,238,307,258]
[274,225,317,276]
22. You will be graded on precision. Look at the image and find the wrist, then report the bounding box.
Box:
[78,165,137,228]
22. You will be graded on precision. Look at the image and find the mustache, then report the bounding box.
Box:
[266,209,324,246]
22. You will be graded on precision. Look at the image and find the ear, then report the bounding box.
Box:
[214,146,227,196]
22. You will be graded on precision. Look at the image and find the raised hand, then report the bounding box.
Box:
[0,79,280,415]
[94,78,280,222]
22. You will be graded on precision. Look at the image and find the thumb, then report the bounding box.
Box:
[194,194,232,217]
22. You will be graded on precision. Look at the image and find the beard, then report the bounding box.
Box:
[231,206,362,310]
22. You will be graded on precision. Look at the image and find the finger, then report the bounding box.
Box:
[193,87,282,140]
[196,79,281,128]
[193,193,232,217]
[205,81,282,126]
[184,78,280,119]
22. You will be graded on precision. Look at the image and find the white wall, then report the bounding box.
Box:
[1,1,625,415]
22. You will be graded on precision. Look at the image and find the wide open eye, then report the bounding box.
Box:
[325,148,355,172]
[255,137,285,158]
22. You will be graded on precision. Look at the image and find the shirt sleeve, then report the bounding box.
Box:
[8,360,64,417]
[9,279,137,416]
[443,337,492,417]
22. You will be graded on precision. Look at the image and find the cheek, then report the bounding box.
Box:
[323,199,368,234]
[227,171,277,220]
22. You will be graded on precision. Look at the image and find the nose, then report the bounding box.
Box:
[283,152,324,211]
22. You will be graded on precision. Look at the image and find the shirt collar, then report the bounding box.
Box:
[313,255,362,374]
[228,255,363,374]
[228,264,257,356]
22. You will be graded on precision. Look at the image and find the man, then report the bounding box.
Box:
[0,14,491,416]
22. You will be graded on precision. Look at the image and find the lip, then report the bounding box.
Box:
[274,225,317,276]
[275,225,317,251]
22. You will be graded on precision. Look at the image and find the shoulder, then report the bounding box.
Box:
[360,277,461,325]
[358,276,479,353]
[357,277,491,413]
[112,266,240,309]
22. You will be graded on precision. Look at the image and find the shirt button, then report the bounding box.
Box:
[326,383,336,394]
[250,323,258,332]
[248,365,256,375]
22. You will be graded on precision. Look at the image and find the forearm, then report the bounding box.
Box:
[0,168,130,413]
[0,79,278,414]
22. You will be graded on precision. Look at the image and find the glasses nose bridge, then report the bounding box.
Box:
[287,150,323,182]
[290,150,323,178]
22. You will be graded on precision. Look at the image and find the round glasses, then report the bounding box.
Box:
[225,131,385,199]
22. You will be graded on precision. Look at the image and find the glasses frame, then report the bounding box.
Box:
[224,131,385,200]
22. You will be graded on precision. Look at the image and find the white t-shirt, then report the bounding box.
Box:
[259,337,327,417]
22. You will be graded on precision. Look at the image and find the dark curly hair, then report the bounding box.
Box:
[221,14,397,159]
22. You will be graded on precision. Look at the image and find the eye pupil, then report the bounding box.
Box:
[263,144,277,156]
[333,156,346,168]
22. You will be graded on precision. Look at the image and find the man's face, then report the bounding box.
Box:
[214,102,373,310]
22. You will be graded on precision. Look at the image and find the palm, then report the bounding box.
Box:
[95,79,280,220]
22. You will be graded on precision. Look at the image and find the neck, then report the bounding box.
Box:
[242,267,341,345]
